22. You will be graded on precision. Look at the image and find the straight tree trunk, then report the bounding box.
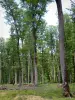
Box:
[14,20,22,86]
[22,68,24,84]
[8,73,10,84]
[30,54,33,83]
[16,29,22,86]
[58,69,61,83]
[73,52,75,82]
[0,68,1,84]
[28,52,30,84]
[55,0,71,97]
[15,69,17,84]
[32,26,38,86]
[41,47,44,84]
[21,39,24,84]
[33,52,38,85]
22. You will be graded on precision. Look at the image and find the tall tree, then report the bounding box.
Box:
[55,0,71,97]
[21,0,52,85]
[71,0,75,82]
[0,0,27,86]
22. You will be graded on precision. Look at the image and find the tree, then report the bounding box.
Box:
[45,26,57,82]
[64,14,74,83]
[0,38,5,83]
[0,0,28,86]
[55,0,71,97]
[21,0,52,85]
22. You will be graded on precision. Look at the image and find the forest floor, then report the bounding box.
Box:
[0,83,75,100]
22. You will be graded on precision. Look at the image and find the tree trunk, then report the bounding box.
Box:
[15,69,17,84]
[18,69,21,86]
[41,47,44,84]
[21,39,24,84]
[17,32,21,87]
[32,27,38,86]
[73,52,75,82]
[0,68,1,84]
[8,73,10,84]
[58,69,61,83]
[14,21,22,86]
[55,0,71,97]
[22,68,24,84]
[30,54,33,83]
[28,52,30,84]
[33,54,38,85]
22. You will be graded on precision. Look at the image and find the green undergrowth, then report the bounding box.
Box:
[0,83,75,100]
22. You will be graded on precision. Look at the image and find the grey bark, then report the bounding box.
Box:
[30,54,33,83]
[22,67,24,84]
[56,0,71,97]
[15,69,17,84]
[32,26,38,85]
[28,52,30,84]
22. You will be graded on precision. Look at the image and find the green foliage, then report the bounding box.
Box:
[64,13,75,82]
[0,0,75,89]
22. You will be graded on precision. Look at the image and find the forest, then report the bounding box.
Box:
[0,0,75,100]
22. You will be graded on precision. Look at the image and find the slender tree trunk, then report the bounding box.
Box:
[0,68,1,84]
[73,52,75,82]
[21,39,24,84]
[31,68,33,83]
[28,52,30,84]
[70,74,72,83]
[30,54,33,83]
[53,66,55,82]
[14,20,22,86]
[56,0,71,97]
[15,69,17,84]
[32,27,38,85]
[41,47,44,84]
[16,30,21,86]
[51,51,54,82]
[33,53,38,85]
[58,69,61,83]
[22,68,24,84]
[8,73,10,84]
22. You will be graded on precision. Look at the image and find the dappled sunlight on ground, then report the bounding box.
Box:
[14,95,49,100]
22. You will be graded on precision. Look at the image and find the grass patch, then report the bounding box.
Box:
[0,83,75,100]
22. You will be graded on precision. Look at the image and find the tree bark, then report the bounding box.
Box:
[22,67,24,84]
[28,52,30,84]
[16,27,22,86]
[15,69,17,84]
[32,25,38,86]
[41,47,44,84]
[21,39,24,84]
[55,0,71,97]
[73,52,75,82]
[8,73,10,84]
[30,53,33,83]
[0,68,1,84]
